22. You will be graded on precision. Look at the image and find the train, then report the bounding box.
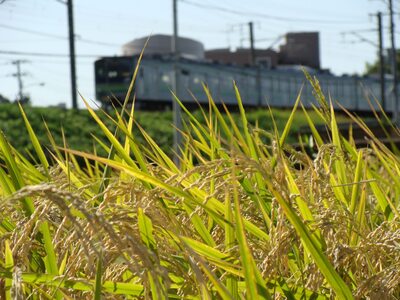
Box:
[94,54,396,112]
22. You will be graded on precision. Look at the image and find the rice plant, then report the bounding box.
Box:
[0,64,399,299]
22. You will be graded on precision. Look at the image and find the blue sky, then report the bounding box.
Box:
[0,0,395,107]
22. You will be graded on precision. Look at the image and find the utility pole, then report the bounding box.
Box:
[172,0,182,166]
[249,21,262,105]
[377,12,386,110]
[389,0,398,122]
[249,21,256,65]
[67,0,78,109]
[11,60,28,102]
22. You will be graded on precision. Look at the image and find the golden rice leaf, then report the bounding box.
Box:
[266,182,353,299]
[279,89,302,148]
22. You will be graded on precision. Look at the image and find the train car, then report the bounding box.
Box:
[94,54,394,113]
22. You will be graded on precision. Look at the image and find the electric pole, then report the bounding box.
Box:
[388,0,398,122]
[172,0,182,166]
[67,0,78,109]
[11,60,28,102]
[377,12,386,110]
[249,21,256,65]
[248,21,262,105]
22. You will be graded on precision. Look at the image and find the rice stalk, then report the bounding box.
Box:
[0,60,399,299]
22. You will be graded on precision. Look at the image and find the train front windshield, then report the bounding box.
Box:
[95,57,135,103]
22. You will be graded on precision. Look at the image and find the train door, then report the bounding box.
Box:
[189,71,206,104]
[246,70,258,106]
[143,63,161,101]
[279,75,290,107]
[136,65,146,99]
[260,74,272,107]
[206,71,220,102]
[180,65,191,103]
[158,62,173,101]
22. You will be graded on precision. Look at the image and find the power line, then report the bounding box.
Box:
[0,50,106,58]
[30,59,93,65]
[180,0,367,24]
[78,38,120,47]
[0,23,120,47]
[0,23,66,40]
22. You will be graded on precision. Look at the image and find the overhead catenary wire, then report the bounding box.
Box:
[3,1,174,31]
[180,0,367,24]
[341,30,378,47]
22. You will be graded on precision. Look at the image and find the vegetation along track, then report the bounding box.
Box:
[0,70,399,298]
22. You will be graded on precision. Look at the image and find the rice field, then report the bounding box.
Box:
[0,63,399,299]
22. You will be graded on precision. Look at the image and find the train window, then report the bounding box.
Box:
[162,74,170,83]
[95,67,106,83]
[248,77,256,86]
[192,74,205,85]
[122,71,131,83]
[222,76,233,87]
[108,71,118,78]
[210,77,219,86]
[256,57,271,68]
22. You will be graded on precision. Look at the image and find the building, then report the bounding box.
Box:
[122,34,205,60]
[205,48,278,68]
[205,31,320,70]
[122,32,320,70]
[279,32,320,69]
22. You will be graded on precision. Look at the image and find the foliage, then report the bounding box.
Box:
[0,103,329,159]
[0,104,172,157]
[365,50,400,75]
[0,94,11,104]
[0,74,399,299]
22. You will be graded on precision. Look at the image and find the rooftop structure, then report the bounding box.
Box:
[279,32,320,69]
[205,31,320,70]
[205,48,278,68]
[122,34,205,60]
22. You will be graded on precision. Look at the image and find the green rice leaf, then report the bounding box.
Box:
[94,251,103,300]
[18,103,49,176]
[138,207,156,251]
[231,160,271,300]
[279,89,302,147]
[5,240,13,300]
[0,271,144,296]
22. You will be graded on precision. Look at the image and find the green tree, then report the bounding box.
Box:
[365,50,400,75]
[0,94,11,103]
